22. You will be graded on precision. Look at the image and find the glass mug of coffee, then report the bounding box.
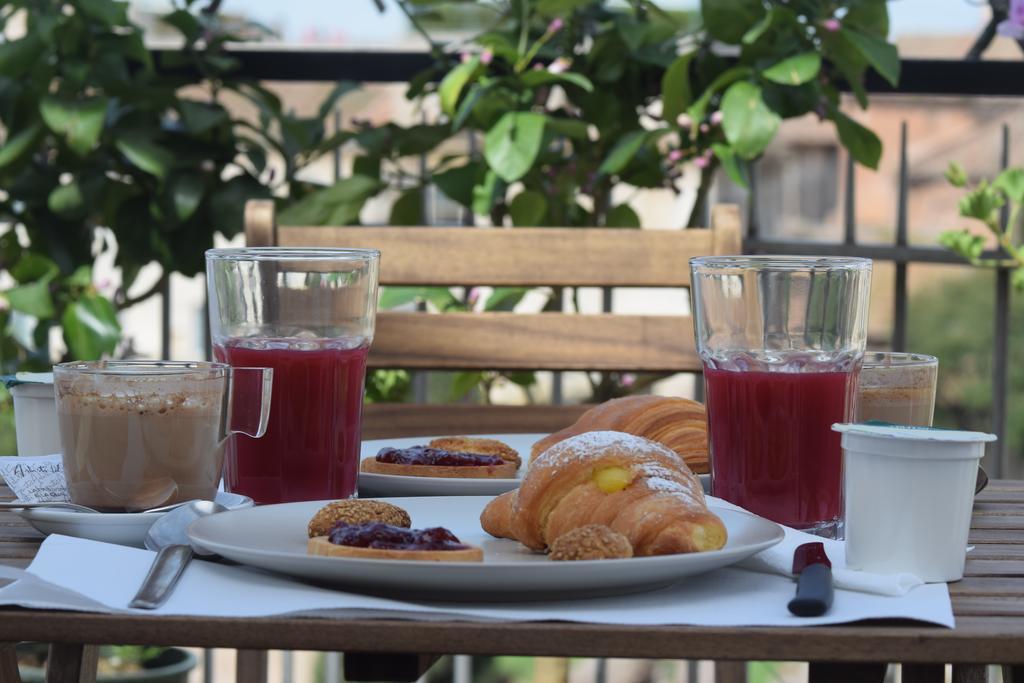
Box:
[690,256,872,538]
[206,248,380,504]
[855,352,938,426]
[54,361,272,512]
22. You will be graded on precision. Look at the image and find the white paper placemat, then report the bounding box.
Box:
[0,535,953,628]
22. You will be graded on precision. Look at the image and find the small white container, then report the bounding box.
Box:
[9,375,60,456]
[834,422,995,583]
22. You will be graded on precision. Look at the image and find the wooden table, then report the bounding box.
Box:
[1,482,1023,683]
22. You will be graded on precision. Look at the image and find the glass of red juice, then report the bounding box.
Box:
[690,256,871,538]
[205,248,380,504]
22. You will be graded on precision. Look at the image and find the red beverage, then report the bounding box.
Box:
[214,339,369,504]
[704,364,856,530]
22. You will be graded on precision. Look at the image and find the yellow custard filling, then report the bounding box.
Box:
[593,466,634,493]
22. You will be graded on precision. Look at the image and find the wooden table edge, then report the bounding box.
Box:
[3,612,1024,664]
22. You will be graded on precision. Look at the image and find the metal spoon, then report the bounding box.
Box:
[0,500,193,514]
[128,500,228,610]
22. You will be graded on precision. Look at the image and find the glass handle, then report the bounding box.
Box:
[226,367,273,439]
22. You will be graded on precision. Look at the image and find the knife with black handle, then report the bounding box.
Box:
[788,541,834,617]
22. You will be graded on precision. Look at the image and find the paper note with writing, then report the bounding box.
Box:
[0,454,68,502]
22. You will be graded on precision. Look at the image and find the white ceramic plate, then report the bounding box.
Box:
[188,496,781,600]
[358,434,710,497]
[18,491,253,548]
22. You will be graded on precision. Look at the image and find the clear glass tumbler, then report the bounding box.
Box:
[690,256,872,537]
[206,248,380,504]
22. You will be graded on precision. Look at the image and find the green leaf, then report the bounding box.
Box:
[11,254,59,284]
[449,371,485,401]
[484,287,529,311]
[508,190,548,226]
[179,100,228,135]
[994,168,1024,205]
[278,175,383,226]
[712,143,749,188]
[957,181,1004,223]
[5,281,54,318]
[452,83,487,131]
[701,0,766,44]
[0,123,42,169]
[685,66,752,125]
[378,287,459,311]
[62,294,121,360]
[171,174,205,221]
[741,7,794,45]
[720,81,780,160]
[519,70,594,92]
[605,203,641,228]
[79,0,129,26]
[1012,267,1024,291]
[439,57,480,118]
[544,117,589,140]
[389,187,424,225]
[598,130,648,175]
[834,112,882,169]
[844,0,890,37]
[318,81,359,119]
[115,135,174,180]
[483,112,546,183]
[945,162,968,188]
[161,9,203,41]
[40,97,109,157]
[472,170,505,217]
[939,229,985,262]
[0,35,45,76]
[434,161,482,208]
[821,31,870,109]
[67,266,93,289]
[352,155,381,179]
[840,28,900,87]
[210,176,269,237]
[661,53,694,123]
[762,53,822,86]
[48,182,86,217]
[537,0,593,16]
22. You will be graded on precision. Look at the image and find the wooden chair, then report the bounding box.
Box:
[243,199,742,439]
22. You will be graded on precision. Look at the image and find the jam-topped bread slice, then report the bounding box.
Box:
[307,521,484,562]
[308,499,411,537]
[360,439,519,479]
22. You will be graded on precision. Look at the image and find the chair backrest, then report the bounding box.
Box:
[243,201,742,375]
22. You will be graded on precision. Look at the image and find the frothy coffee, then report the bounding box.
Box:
[56,367,228,512]
[856,356,937,427]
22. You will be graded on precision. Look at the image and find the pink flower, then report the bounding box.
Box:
[668,149,684,163]
[620,373,636,388]
[547,18,564,34]
[699,123,710,134]
[480,49,493,65]
[998,0,1024,39]
[676,113,692,129]
[547,57,572,74]
[709,110,724,126]
[694,150,713,169]
[468,287,483,307]
[821,18,841,32]
[460,51,472,64]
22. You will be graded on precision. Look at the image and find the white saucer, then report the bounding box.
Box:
[18,491,253,547]
[188,496,783,600]
[359,434,710,496]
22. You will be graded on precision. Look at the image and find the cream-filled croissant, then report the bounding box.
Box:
[481,430,726,556]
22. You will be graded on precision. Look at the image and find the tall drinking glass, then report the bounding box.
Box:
[206,248,380,504]
[690,256,872,537]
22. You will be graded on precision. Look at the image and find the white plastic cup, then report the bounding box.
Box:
[10,381,60,456]
[833,423,995,582]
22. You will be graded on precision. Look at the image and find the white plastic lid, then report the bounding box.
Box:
[833,423,995,461]
[833,423,996,443]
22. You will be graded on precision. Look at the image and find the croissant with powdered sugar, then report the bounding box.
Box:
[480,430,726,556]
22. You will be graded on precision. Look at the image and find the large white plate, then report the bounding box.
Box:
[18,491,253,548]
[358,434,710,497]
[188,496,782,600]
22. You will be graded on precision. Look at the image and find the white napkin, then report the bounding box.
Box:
[708,498,923,596]
[0,534,953,628]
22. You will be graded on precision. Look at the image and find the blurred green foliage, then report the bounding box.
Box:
[908,273,1024,465]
